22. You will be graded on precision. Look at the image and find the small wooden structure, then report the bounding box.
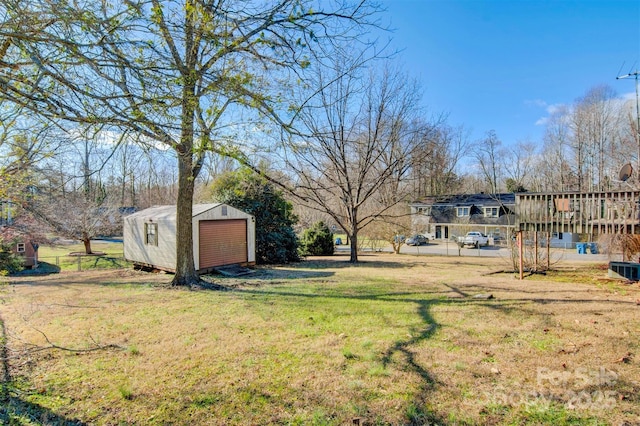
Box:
[124,204,255,273]
[13,239,38,269]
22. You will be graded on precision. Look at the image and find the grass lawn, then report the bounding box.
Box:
[35,240,128,273]
[37,240,125,258]
[1,254,639,425]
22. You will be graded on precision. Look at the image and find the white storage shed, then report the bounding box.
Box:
[124,203,255,273]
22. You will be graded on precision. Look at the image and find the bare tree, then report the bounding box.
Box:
[571,85,622,191]
[409,124,469,197]
[535,105,575,191]
[534,86,628,192]
[598,234,640,262]
[0,0,378,285]
[474,130,503,194]
[24,134,122,254]
[362,203,412,254]
[273,59,434,263]
[103,139,179,208]
[620,96,640,185]
[28,192,119,254]
[503,140,536,192]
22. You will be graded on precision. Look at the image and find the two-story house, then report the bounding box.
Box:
[409,193,516,241]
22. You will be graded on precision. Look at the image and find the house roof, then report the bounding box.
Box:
[126,203,224,220]
[411,193,515,207]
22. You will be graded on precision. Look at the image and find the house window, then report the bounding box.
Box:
[484,207,499,218]
[145,222,158,246]
[456,207,470,217]
[16,243,25,253]
[417,207,431,215]
[221,205,228,216]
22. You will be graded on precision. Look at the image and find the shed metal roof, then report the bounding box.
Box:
[125,203,224,220]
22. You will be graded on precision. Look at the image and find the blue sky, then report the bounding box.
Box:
[381,0,640,146]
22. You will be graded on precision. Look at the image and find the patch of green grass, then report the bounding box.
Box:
[38,241,124,257]
[36,240,128,272]
[530,336,560,351]
[533,264,632,294]
[50,255,131,272]
[482,402,511,416]
[118,384,134,400]
[516,401,600,425]
[406,403,443,425]
[191,394,221,407]
[342,347,359,360]
[367,364,390,377]
[127,344,140,356]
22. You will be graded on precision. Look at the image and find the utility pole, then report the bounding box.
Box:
[617,71,640,184]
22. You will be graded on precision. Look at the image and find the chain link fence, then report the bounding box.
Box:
[23,253,130,273]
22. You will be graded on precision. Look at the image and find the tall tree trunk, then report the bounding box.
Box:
[349,232,358,263]
[171,66,199,286]
[348,207,359,263]
[171,154,199,286]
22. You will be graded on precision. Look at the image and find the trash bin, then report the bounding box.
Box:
[589,242,598,254]
[335,237,342,245]
[576,243,587,254]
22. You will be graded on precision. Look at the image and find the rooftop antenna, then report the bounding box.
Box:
[617,67,640,185]
[611,163,634,189]
[619,162,633,182]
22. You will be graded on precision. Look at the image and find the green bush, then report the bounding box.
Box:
[210,168,300,264]
[0,238,24,275]
[299,221,334,256]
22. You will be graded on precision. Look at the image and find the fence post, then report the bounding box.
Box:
[77,255,81,272]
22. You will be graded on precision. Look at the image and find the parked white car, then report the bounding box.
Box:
[457,231,489,248]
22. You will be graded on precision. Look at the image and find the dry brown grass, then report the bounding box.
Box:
[1,254,639,425]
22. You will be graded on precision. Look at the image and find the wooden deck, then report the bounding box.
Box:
[516,190,640,235]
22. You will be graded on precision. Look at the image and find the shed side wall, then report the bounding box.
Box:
[124,216,177,270]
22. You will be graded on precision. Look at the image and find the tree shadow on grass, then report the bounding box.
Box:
[234,273,639,425]
[11,262,61,276]
[296,256,428,270]
[0,397,88,426]
[0,316,87,426]
[234,286,450,424]
[381,299,444,425]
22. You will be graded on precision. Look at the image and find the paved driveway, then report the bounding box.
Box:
[337,241,614,262]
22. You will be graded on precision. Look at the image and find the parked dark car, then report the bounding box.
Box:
[406,234,428,246]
